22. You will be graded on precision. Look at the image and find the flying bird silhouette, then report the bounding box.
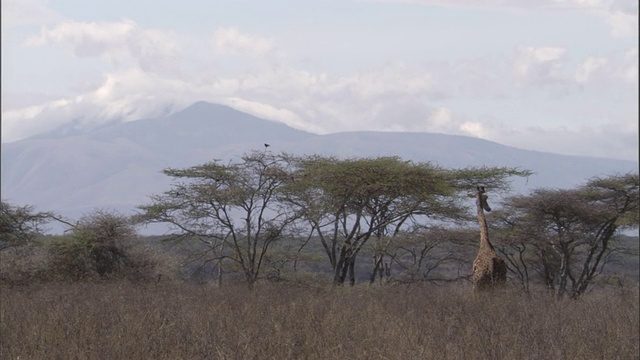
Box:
[264,143,270,148]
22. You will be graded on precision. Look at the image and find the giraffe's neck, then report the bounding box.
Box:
[476,197,493,251]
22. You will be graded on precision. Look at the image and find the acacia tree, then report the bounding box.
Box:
[0,201,51,252]
[137,151,297,286]
[497,173,639,299]
[285,156,527,285]
[572,173,639,296]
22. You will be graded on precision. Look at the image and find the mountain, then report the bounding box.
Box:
[1,101,637,233]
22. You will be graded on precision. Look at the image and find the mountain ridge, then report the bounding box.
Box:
[2,101,637,232]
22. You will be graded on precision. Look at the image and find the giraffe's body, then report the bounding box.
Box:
[472,187,507,292]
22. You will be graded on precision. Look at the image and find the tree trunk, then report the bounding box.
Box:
[555,252,570,300]
[348,258,356,286]
[370,255,383,284]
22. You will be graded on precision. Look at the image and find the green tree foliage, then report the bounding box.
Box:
[495,173,639,298]
[0,201,51,251]
[285,156,528,285]
[137,152,528,286]
[137,151,297,286]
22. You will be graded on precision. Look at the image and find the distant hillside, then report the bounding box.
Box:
[1,101,637,232]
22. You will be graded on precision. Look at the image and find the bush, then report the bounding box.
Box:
[0,245,51,285]
[45,210,160,281]
[0,210,177,285]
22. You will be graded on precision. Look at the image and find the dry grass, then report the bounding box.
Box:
[1,281,638,360]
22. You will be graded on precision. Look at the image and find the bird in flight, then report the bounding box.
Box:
[264,143,270,148]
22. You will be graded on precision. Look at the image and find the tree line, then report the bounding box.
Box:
[1,151,637,298]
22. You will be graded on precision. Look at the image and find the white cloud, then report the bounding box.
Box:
[575,56,608,83]
[427,107,454,131]
[1,69,195,142]
[351,63,437,100]
[225,98,313,132]
[513,46,567,84]
[24,19,181,74]
[3,45,636,159]
[0,61,441,141]
[3,6,637,163]
[620,47,638,82]
[212,27,275,56]
[460,122,489,138]
[365,0,639,38]
[1,0,64,27]
[554,0,639,38]
[26,19,136,50]
[606,9,639,38]
[2,98,82,140]
[571,47,638,85]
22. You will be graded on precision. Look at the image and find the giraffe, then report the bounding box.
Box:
[472,186,507,292]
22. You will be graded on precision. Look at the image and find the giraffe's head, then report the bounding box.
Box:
[476,186,492,212]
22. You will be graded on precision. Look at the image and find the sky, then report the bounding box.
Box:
[2,0,638,161]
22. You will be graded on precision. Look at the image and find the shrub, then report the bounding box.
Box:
[0,209,175,284]
[0,244,51,285]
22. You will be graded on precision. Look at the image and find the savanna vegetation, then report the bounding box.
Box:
[2,282,638,359]
[1,152,638,359]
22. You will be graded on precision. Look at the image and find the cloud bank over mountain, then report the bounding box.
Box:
[2,0,638,161]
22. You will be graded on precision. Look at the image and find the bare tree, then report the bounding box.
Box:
[385,226,469,283]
